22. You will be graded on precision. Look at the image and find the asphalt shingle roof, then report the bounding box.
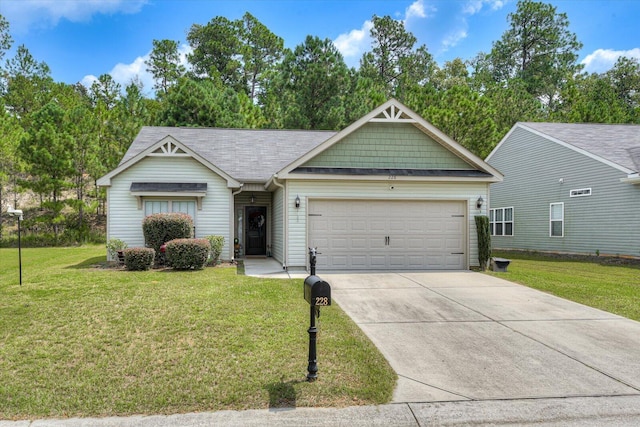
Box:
[521,122,640,172]
[121,127,337,182]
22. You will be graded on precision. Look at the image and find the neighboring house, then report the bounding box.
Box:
[486,122,640,258]
[97,99,502,271]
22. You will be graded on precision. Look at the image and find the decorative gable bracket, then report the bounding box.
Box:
[369,104,417,123]
[150,140,189,156]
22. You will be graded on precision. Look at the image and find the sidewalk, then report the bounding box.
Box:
[4,396,640,426]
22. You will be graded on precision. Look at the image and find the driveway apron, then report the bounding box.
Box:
[324,271,640,403]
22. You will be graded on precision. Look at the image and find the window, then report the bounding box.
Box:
[145,200,196,218]
[550,202,564,237]
[570,188,592,197]
[490,207,513,236]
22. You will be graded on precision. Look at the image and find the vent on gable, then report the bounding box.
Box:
[152,140,187,155]
[570,188,592,197]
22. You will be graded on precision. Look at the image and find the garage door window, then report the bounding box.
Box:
[490,207,513,236]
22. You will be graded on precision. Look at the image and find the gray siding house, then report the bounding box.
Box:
[486,122,640,258]
[97,99,502,271]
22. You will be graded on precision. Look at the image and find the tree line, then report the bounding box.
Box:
[1,0,639,243]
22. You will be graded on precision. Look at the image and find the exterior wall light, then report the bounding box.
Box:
[295,195,301,209]
[250,194,255,204]
[476,196,484,209]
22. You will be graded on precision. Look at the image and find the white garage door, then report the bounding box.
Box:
[308,200,466,270]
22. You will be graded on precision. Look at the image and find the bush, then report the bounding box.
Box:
[142,213,193,263]
[123,247,155,271]
[106,238,128,260]
[165,238,211,270]
[475,215,491,271]
[205,235,225,265]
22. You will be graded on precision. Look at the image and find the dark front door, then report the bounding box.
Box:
[245,206,267,255]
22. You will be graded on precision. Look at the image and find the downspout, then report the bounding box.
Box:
[231,184,244,261]
[271,174,287,270]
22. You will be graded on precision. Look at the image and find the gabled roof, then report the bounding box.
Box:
[98,99,503,187]
[106,127,336,184]
[488,122,640,174]
[276,99,503,181]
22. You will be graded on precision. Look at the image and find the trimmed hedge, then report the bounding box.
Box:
[475,215,491,271]
[166,238,211,270]
[205,235,225,265]
[123,247,155,271]
[142,213,193,263]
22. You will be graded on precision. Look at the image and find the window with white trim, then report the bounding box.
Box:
[570,188,591,197]
[489,207,513,236]
[144,200,196,219]
[550,202,564,237]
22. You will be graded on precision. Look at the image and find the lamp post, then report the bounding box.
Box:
[7,206,23,286]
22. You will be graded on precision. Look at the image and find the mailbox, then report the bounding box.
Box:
[304,275,331,306]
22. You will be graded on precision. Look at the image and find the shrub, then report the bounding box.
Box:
[205,235,225,265]
[142,213,193,263]
[106,238,128,260]
[165,238,211,270]
[475,215,491,271]
[123,247,155,271]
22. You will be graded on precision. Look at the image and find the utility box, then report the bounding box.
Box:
[304,275,331,306]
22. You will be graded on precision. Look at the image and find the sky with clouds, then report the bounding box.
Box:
[1,0,639,97]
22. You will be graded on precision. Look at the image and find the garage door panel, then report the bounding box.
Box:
[309,200,466,270]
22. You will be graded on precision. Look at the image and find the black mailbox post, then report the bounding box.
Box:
[304,248,331,381]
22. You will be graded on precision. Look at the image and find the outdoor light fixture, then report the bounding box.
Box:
[7,205,23,286]
[295,195,301,209]
[250,194,255,204]
[476,196,484,209]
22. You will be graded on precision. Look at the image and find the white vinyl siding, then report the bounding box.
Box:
[106,156,231,259]
[550,202,564,237]
[490,207,513,236]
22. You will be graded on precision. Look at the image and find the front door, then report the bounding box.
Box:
[245,206,267,255]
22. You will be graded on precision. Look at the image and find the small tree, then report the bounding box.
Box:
[475,215,491,271]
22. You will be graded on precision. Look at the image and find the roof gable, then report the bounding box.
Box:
[97,135,241,187]
[488,122,640,174]
[278,99,502,181]
[301,122,473,170]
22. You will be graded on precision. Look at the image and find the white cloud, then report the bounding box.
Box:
[442,29,469,50]
[81,44,192,96]
[581,48,640,74]
[2,0,147,33]
[333,20,374,65]
[404,0,436,22]
[334,0,434,67]
[463,0,507,15]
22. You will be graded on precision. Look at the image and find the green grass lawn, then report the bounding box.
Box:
[489,251,640,321]
[0,246,395,420]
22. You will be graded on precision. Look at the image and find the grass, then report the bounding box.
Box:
[0,246,396,420]
[489,251,640,321]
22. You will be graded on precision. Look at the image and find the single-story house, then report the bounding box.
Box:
[97,99,503,271]
[486,122,640,258]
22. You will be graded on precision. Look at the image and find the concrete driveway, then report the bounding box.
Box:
[323,271,640,403]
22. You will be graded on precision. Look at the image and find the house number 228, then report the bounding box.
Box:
[314,296,329,306]
[388,175,396,180]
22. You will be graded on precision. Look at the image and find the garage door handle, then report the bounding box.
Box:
[384,236,390,245]
[451,252,464,255]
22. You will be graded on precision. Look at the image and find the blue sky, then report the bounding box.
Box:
[1,0,639,97]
